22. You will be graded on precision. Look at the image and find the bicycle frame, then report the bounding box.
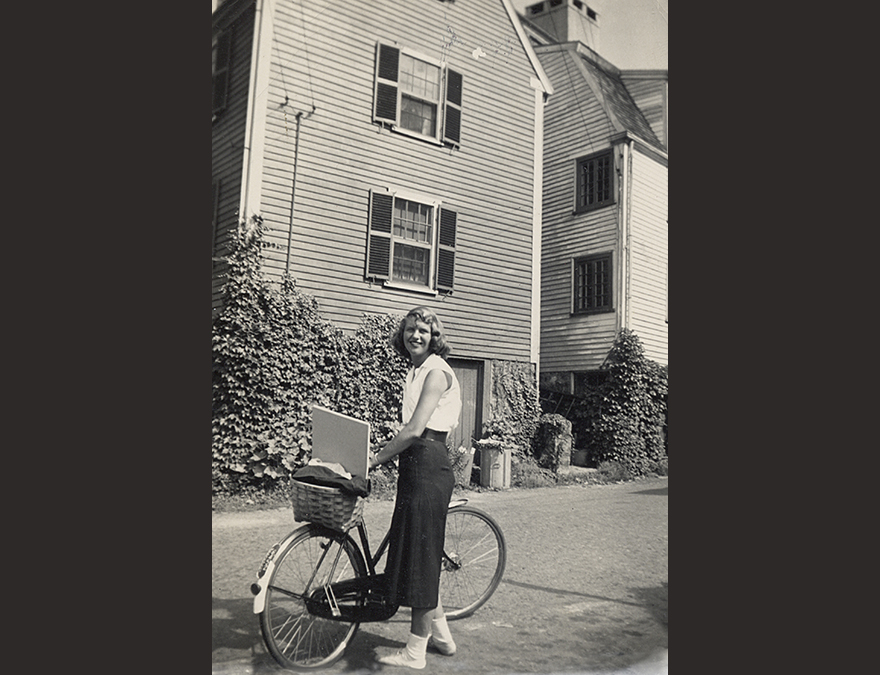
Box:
[252,499,470,617]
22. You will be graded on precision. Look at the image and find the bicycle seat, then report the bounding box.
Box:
[448,498,468,509]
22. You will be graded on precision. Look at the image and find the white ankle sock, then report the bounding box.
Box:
[431,615,454,643]
[406,633,429,660]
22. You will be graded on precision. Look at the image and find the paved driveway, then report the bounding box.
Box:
[212,477,668,674]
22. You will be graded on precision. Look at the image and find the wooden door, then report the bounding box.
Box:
[447,358,483,451]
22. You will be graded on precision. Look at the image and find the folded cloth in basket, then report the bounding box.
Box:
[291,465,370,497]
[307,458,352,479]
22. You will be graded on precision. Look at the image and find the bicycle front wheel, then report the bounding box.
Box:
[440,505,506,619]
[259,524,366,671]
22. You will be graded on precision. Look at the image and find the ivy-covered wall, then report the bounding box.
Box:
[212,217,410,494]
[483,359,542,457]
[212,217,546,494]
[213,218,666,492]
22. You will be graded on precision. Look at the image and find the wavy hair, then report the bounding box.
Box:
[390,306,452,360]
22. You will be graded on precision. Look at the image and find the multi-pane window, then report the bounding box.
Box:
[573,253,612,314]
[366,189,457,294]
[576,151,614,212]
[392,199,434,286]
[373,42,463,147]
[399,54,441,137]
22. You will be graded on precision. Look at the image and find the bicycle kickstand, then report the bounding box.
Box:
[321,534,350,618]
[323,582,341,617]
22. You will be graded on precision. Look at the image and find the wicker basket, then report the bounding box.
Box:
[290,479,365,532]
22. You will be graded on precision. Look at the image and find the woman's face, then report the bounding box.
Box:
[403,317,433,363]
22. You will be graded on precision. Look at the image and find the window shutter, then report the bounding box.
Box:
[436,207,457,292]
[366,190,393,281]
[212,30,232,115]
[373,43,400,125]
[212,179,220,258]
[443,68,462,146]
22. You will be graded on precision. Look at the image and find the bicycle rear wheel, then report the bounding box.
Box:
[440,505,506,619]
[259,524,366,671]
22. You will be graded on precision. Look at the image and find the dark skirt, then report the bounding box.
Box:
[383,437,455,609]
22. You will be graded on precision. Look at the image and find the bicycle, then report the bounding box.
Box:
[251,496,506,671]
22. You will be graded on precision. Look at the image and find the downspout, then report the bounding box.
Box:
[617,139,630,333]
[285,103,316,274]
[529,78,545,383]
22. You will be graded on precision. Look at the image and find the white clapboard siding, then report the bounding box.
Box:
[627,148,668,366]
[537,48,621,374]
[250,0,542,362]
[212,5,256,313]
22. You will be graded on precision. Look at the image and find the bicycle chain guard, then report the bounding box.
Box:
[306,573,400,623]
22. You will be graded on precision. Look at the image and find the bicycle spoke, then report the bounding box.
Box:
[267,585,306,601]
[441,507,506,619]
[259,525,365,670]
[454,531,496,561]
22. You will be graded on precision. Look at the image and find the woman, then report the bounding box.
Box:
[368,306,462,669]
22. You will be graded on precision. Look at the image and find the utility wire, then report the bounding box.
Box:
[296,0,316,109]
[256,0,320,113]
[267,0,290,100]
[547,9,598,155]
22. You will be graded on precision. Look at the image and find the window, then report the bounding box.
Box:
[392,198,434,285]
[373,42,463,147]
[399,54,440,137]
[575,151,615,212]
[213,29,232,117]
[573,370,609,395]
[573,253,612,314]
[366,189,457,293]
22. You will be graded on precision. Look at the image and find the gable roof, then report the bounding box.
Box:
[520,7,667,155]
[576,47,665,153]
[536,42,665,154]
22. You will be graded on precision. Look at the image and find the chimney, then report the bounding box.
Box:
[525,0,602,51]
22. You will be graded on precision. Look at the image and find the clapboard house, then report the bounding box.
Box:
[520,0,668,397]
[212,0,553,450]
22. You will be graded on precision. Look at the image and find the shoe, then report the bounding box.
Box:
[377,648,426,669]
[428,635,457,656]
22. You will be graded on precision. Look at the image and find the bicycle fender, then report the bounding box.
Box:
[251,528,306,614]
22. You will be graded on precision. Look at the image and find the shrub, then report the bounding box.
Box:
[212,216,551,496]
[572,329,668,478]
[212,216,334,494]
[511,454,556,489]
[596,460,630,482]
[650,457,668,476]
[212,217,406,495]
[335,313,409,446]
[365,464,398,501]
[534,413,572,473]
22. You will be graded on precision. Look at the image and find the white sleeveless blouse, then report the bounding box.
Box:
[402,354,462,432]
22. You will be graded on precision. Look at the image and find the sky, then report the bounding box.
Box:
[213,0,667,71]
